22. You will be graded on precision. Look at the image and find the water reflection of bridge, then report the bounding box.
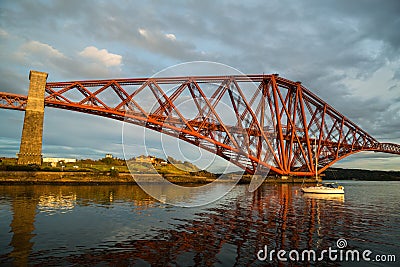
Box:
[0,184,363,265]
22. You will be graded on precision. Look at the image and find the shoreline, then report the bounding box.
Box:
[0,171,318,185]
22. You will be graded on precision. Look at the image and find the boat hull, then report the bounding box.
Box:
[301,187,344,194]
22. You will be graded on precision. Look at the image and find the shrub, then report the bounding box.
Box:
[110,168,119,177]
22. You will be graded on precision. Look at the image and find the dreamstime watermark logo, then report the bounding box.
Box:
[257,238,397,263]
[122,61,275,207]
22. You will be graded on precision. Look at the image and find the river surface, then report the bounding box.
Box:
[0,181,398,266]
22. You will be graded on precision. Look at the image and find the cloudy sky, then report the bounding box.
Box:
[0,0,399,171]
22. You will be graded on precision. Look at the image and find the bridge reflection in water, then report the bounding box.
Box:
[0,184,383,266]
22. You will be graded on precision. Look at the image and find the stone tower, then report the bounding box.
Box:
[17,71,48,165]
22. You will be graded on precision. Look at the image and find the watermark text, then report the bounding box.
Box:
[257,238,396,263]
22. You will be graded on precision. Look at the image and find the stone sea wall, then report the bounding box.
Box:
[0,171,215,184]
[0,171,317,184]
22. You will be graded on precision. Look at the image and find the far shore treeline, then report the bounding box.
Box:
[324,168,400,181]
[0,156,400,181]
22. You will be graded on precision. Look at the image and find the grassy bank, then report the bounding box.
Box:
[0,156,214,177]
[3,157,398,184]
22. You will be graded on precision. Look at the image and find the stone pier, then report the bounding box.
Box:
[17,71,48,165]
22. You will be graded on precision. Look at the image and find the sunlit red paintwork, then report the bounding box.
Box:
[1,74,399,176]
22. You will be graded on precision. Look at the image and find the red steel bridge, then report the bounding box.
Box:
[1,74,399,176]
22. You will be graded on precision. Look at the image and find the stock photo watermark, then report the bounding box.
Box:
[122,61,274,207]
[257,238,396,263]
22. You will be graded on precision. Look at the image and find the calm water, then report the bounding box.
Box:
[0,181,399,266]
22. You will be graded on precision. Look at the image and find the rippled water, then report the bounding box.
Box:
[0,181,399,266]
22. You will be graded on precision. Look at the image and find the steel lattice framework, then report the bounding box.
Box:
[1,74,399,176]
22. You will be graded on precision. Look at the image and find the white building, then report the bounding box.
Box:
[43,158,77,167]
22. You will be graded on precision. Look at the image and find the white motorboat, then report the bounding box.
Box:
[301,182,344,194]
[300,137,344,194]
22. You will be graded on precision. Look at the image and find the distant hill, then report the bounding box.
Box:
[324,168,400,181]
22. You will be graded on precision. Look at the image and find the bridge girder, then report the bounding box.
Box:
[1,74,399,176]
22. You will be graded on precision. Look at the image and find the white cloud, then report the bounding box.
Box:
[21,40,65,58]
[139,28,176,42]
[79,46,122,67]
[165,33,176,41]
[138,28,148,38]
[134,28,202,60]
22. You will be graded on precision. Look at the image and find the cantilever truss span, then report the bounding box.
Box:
[1,74,399,176]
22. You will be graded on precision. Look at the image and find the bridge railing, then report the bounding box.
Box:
[376,143,400,155]
[0,92,27,110]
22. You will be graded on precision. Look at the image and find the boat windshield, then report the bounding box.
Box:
[323,183,338,188]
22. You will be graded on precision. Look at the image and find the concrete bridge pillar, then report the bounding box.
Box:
[17,70,48,165]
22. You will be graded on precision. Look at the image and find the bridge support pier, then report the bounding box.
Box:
[17,71,48,165]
